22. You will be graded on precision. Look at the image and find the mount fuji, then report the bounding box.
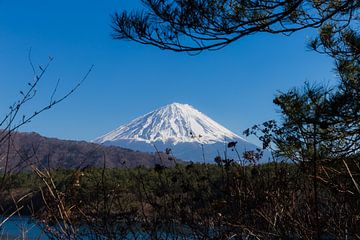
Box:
[94,103,263,163]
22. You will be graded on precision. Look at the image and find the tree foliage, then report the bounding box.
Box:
[112,0,359,52]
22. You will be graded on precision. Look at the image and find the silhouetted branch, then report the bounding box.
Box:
[112,0,359,52]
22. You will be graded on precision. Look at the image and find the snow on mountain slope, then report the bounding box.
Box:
[94,103,265,163]
[94,103,245,145]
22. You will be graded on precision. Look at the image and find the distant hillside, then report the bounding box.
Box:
[0,131,178,171]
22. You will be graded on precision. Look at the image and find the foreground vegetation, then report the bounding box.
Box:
[1,159,359,239]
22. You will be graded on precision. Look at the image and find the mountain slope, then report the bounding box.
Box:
[0,131,175,171]
[95,103,244,144]
[95,103,264,163]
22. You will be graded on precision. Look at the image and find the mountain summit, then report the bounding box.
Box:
[94,103,260,162]
[95,103,243,145]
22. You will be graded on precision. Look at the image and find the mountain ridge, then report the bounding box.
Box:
[0,131,176,171]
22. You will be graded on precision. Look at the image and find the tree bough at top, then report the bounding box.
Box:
[111,0,359,52]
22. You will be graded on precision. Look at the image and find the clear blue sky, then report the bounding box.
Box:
[0,0,337,142]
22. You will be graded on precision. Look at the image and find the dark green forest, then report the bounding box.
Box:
[1,161,359,239]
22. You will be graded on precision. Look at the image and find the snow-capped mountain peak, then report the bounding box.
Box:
[94,103,244,145]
